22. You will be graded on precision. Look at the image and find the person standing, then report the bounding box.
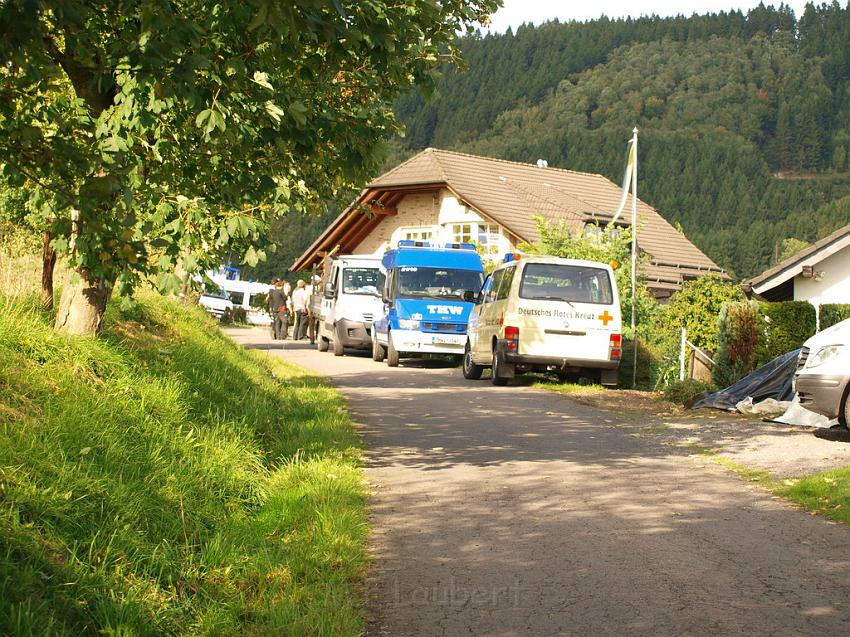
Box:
[268,279,289,340]
[291,279,309,341]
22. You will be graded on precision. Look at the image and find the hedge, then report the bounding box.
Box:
[756,301,816,365]
[820,304,850,330]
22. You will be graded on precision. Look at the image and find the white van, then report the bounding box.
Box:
[315,255,384,356]
[208,277,273,326]
[463,254,622,386]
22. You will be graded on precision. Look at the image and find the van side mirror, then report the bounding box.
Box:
[463,290,476,303]
[324,284,335,299]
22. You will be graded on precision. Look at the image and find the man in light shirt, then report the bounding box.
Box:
[291,279,309,341]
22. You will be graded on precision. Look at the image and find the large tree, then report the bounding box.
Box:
[0,0,498,334]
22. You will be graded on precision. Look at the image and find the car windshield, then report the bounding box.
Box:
[396,266,483,300]
[519,263,613,305]
[202,287,229,300]
[342,267,382,295]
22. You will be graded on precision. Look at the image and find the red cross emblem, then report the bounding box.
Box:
[599,310,614,326]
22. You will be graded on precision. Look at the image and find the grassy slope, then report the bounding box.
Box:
[0,292,367,636]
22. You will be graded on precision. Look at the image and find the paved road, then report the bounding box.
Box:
[228,328,850,637]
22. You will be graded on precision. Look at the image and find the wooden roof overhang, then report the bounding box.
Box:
[290,182,446,271]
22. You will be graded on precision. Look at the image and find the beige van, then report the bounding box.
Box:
[463,255,622,386]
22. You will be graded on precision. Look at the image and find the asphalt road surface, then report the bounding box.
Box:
[228,329,850,637]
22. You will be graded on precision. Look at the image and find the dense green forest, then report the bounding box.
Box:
[390,1,850,279]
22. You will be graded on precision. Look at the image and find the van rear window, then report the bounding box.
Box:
[519,263,613,305]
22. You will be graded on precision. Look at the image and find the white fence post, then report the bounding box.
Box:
[679,327,687,381]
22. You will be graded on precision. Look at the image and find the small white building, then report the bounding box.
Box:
[748,223,850,309]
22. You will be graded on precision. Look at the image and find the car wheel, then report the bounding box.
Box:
[491,347,509,386]
[462,342,484,380]
[841,387,849,428]
[386,332,400,367]
[333,325,345,356]
[372,335,386,362]
[317,336,329,352]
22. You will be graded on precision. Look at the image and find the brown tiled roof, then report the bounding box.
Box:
[294,148,727,288]
[749,222,850,293]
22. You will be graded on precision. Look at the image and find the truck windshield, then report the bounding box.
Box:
[342,267,382,295]
[396,266,483,300]
[519,263,613,305]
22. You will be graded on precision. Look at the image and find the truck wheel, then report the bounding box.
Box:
[463,342,484,380]
[333,325,345,356]
[372,336,386,362]
[386,332,400,367]
[491,348,509,386]
[317,336,329,352]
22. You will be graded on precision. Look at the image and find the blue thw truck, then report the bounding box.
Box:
[371,241,485,367]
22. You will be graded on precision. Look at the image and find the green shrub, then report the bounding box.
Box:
[821,304,850,330]
[618,337,663,390]
[221,305,248,324]
[663,378,715,405]
[756,301,816,365]
[714,300,759,387]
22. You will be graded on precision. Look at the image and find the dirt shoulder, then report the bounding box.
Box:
[541,384,850,479]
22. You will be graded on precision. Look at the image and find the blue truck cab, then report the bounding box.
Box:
[371,241,485,367]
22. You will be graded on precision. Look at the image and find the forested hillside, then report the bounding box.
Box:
[392,2,850,279]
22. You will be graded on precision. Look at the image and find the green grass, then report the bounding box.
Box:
[713,456,850,525]
[0,291,367,636]
[776,467,850,525]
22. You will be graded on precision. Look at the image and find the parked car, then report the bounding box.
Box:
[463,254,622,386]
[794,318,850,426]
[314,255,384,356]
[198,288,233,319]
[198,278,273,326]
[372,241,484,367]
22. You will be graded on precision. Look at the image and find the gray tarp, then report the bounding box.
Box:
[692,349,801,411]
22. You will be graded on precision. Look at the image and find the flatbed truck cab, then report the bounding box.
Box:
[463,253,622,386]
[372,241,485,367]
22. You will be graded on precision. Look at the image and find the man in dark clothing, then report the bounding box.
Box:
[268,279,289,340]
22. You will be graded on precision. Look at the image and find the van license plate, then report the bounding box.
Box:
[432,334,462,345]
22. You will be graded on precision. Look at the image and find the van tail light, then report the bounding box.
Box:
[609,333,622,360]
[504,326,520,351]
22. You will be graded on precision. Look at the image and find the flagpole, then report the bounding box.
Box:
[630,127,639,388]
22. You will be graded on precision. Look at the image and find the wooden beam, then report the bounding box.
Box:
[370,204,397,216]
[345,214,385,251]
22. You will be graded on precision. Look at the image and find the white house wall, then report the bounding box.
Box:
[353,189,514,259]
[794,246,850,306]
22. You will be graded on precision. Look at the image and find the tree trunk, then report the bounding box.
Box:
[54,269,114,336]
[41,230,57,312]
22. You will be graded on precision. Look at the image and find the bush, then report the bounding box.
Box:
[821,304,850,330]
[663,378,715,405]
[221,305,248,324]
[618,337,662,390]
[756,301,816,365]
[714,300,759,387]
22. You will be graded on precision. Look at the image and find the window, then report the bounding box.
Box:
[342,267,383,295]
[450,223,473,244]
[401,227,433,242]
[519,263,613,305]
[487,269,504,303]
[496,265,516,300]
[477,224,501,255]
[395,266,484,300]
[227,291,245,305]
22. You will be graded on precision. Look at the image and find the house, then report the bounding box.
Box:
[748,222,850,306]
[291,148,726,299]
